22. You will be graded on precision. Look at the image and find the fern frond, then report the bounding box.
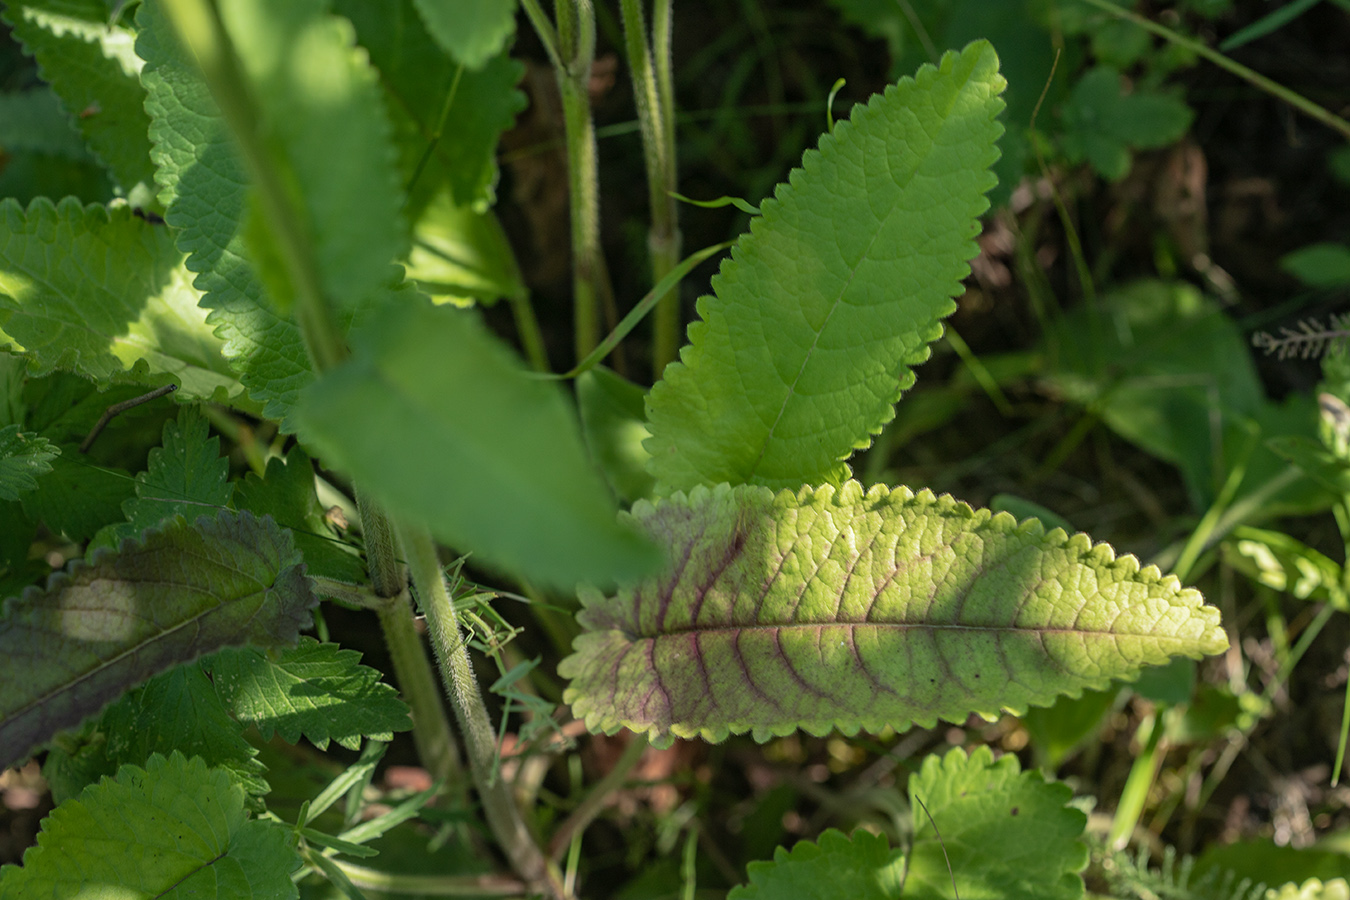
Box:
[1100,844,1266,900]
[1252,314,1350,360]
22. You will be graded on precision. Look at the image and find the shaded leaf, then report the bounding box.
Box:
[0,511,316,768]
[404,188,526,305]
[0,88,92,160]
[1,0,156,191]
[295,299,659,588]
[0,425,57,501]
[337,0,526,209]
[578,367,655,503]
[413,0,516,70]
[729,828,904,900]
[0,752,298,899]
[1281,243,1350,289]
[1058,66,1193,180]
[233,446,366,584]
[20,448,136,543]
[904,745,1087,899]
[0,197,238,399]
[561,481,1226,745]
[207,637,411,750]
[644,42,1005,493]
[43,662,268,803]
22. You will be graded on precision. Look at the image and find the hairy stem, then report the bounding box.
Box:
[547,0,614,363]
[164,0,463,799]
[619,0,682,380]
[398,524,569,899]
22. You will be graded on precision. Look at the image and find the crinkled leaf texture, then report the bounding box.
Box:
[0,425,57,501]
[904,745,1086,899]
[0,198,238,399]
[0,752,298,899]
[561,481,1228,745]
[0,511,316,768]
[206,637,411,750]
[136,0,401,426]
[295,299,660,589]
[645,41,1005,494]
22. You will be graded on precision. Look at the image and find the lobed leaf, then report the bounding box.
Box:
[0,752,298,899]
[561,481,1228,745]
[206,637,411,751]
[730,828,904,900]
[0,511,316,768]
[1,0,156,192]
[0,425,57,501]
[43,662,268,803]
[294,299,660,588]
[644,41,1005,494]
[904,745,1087,899]
[1058,66,1194,181]
[0,197,238,399]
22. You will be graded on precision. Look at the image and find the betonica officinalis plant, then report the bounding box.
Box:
[2,0,1350,897]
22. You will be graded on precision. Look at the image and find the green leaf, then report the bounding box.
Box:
[1267,879,1350,900]
[0,197,238,399]
[0,510,316,768]
[294,299,660,588]
[403,188,526,305]
[0,752,298,899]
[1058,66,1193,180]
[904,745,1087,899]
[337,0,526,208]
[90,406,233,551]
[0,425,57,501]
[1,0,156,192]
[20,449,136,543]
[730,828,904,900]
[1197,841,1350,891]
[645,42,1005,494]
[44,662,268,803]
[1281,243,1350,288]
[233,446,366,584]
[1222,525,1346,608]
[134,2,390,427]
[214,0,407,315]
[0,88,93,160]
[412,0,516,70]
[206,637,411,750]
[561,481,1227,745]
[578,367,655,503]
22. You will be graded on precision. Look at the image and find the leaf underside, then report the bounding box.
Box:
[561,482,1228,745]
[644,41,1005,494]
[0,511,316,768]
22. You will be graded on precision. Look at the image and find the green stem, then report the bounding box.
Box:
[332,859,526,896]
[549,0,613,363]
[1080,0,1350,142]
[160,0,346,373]
[1108,709,1165,849]
[164,0,465,803]
[548,733,649,860]
[619,0,682,380]
[398,523,569,899]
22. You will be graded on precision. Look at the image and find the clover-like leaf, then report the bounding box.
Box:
[1058,66,1193,181]
[0,752,298,899]
[561,481,1227,745]
[644,41,1004,494]
[206,637,411,751]
[0,511,316,768]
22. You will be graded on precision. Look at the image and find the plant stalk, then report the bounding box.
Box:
[546,0,614,364]
[619,0,683,379]
[397,523,569,899]
[164,0,463,798]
